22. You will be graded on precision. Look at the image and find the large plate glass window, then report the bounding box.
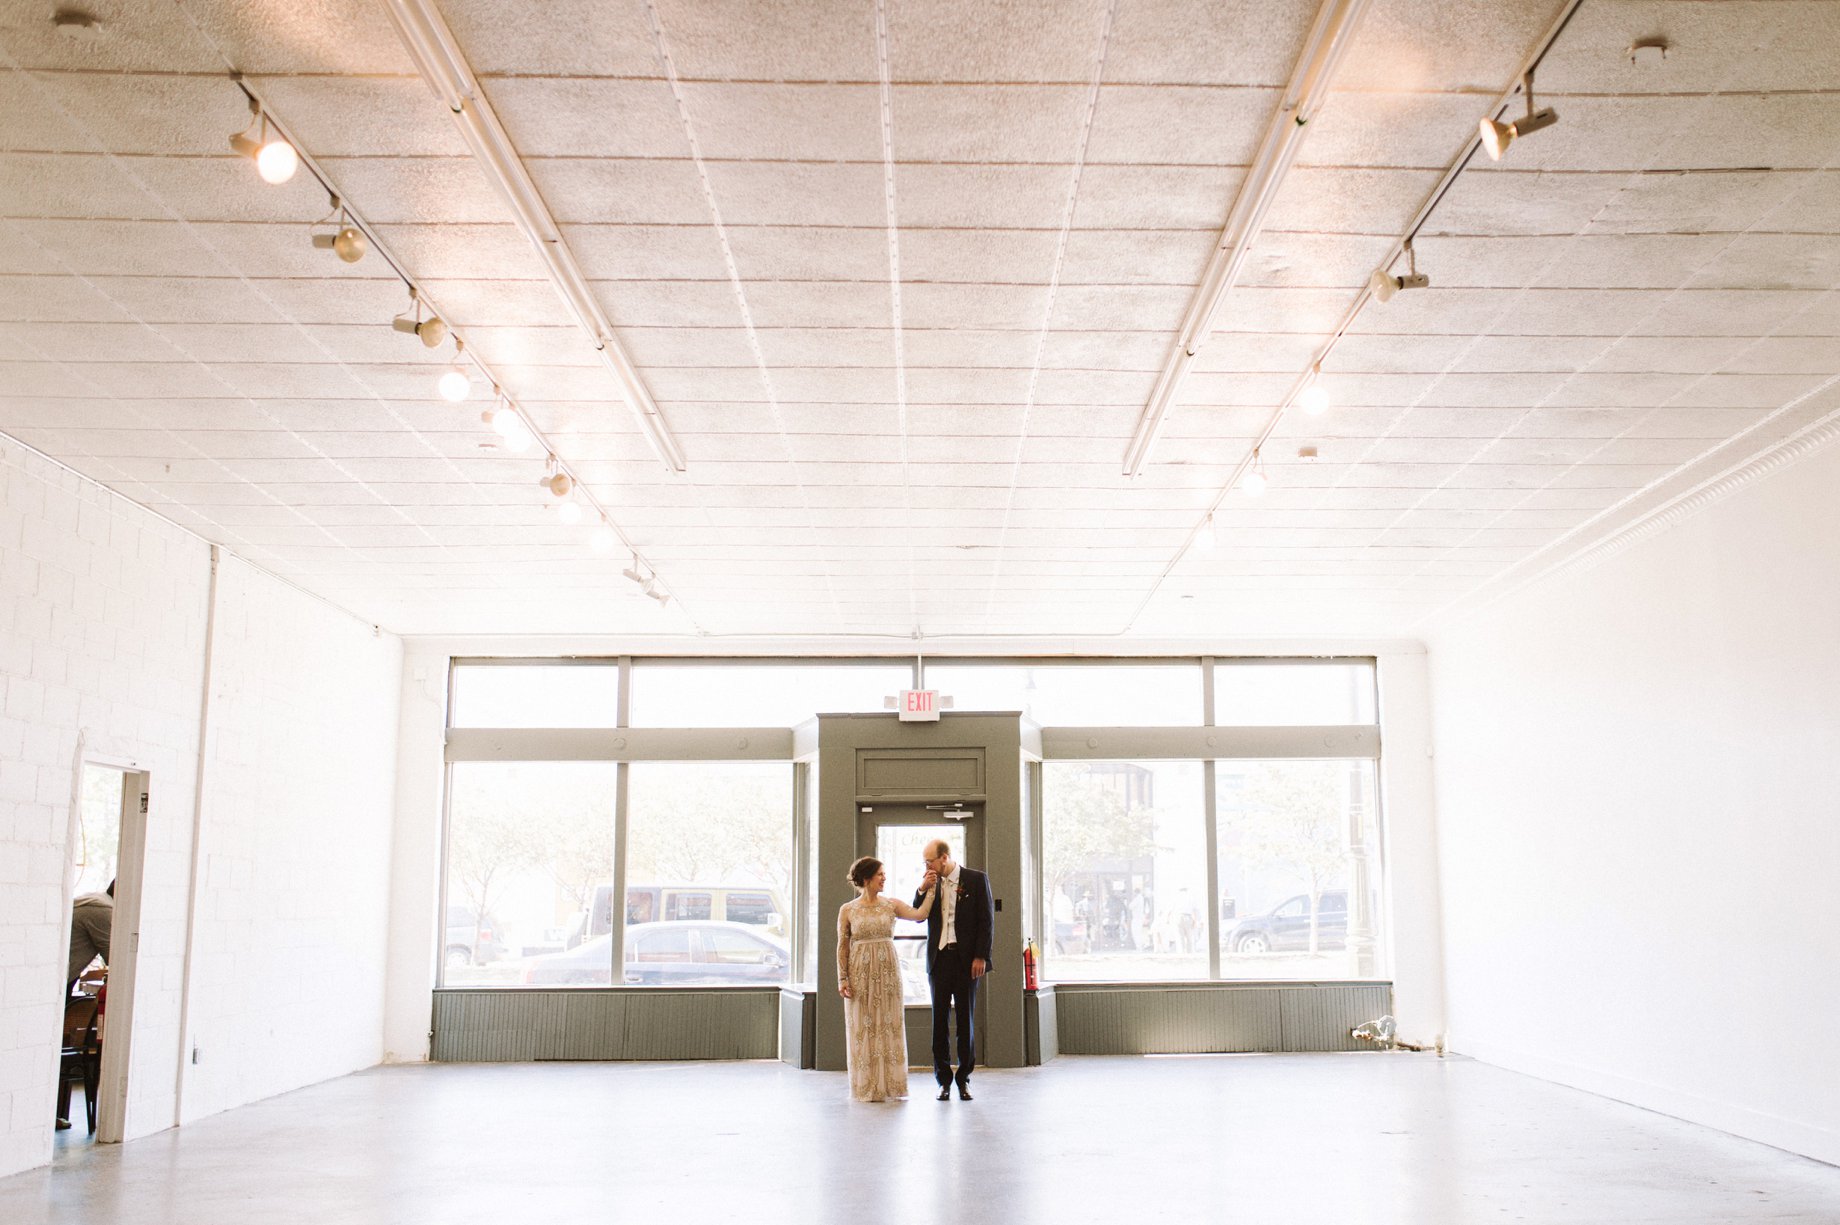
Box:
[444,761,617,986]
[1216,759,1383,979]
[1041,760,1208,982]
[629,661,913,727]
[923,662,1203,726]
[1212,659,1375,726]
[450,663,620,728]
[622,762,795,987]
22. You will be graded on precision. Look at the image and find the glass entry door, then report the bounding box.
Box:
[856,804,986,1063]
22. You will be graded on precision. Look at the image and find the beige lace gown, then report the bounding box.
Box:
[837,897,910,1102]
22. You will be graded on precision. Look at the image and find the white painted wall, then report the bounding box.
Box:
[176,555,400,1122]
[1427,440,1840,1166]
[0,440,403,1178]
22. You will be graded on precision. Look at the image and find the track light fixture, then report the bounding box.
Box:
[1241,449,1268,497]
[309,195,367,264]
[482,392,535,454]
[540,464,573,500]
[1298,363,1329,416]
[1369,239,1429,303]
[392,287,448,349]
[621,556,647,585]
[438,338,471,402]
[228,98,298,184]
[1480,72,1558,161]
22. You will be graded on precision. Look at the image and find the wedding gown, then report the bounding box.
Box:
[838,896,909,1102]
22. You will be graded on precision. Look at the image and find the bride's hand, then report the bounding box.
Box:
[838,982,852,999]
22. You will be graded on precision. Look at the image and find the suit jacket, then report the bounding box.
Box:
[913,867,994,975]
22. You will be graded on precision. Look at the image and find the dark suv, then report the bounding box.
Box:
[1225,890,1347,954]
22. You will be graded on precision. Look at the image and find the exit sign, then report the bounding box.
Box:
[898,689,941,721]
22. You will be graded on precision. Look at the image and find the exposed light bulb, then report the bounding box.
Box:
[557,499,583,525]
[1241,452,1268,497]
[497,415,534,453]
[255,137,298,184]
[1299,378,1329,416]
[1195,514,1216,554]
[229,109,298,185]
[438,367,470,402]
[590,524,617,554]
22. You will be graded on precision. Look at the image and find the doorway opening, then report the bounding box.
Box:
[57,761,147,1153]
[857,804,986,1064]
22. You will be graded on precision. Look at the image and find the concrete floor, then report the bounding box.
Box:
[3,1055,1837,1224]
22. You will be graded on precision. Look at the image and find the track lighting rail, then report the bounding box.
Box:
[220,74,684,619]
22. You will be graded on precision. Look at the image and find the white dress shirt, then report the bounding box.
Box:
[938,865,961,949]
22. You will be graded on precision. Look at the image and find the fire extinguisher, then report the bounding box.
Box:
[1023,938,1040,991]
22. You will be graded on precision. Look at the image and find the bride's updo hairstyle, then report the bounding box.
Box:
[847,856,882,889]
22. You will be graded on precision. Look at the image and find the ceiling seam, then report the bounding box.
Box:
[975,0,1120,633]
[638,0,849,634]
[871,0,918,635]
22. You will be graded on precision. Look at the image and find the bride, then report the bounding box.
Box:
[837,857,936,1102]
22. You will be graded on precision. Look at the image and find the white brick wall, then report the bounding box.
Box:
[0,439,402,1178]
[179,555,399,1122]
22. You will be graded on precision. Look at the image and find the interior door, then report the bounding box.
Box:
[856,802,986,1066]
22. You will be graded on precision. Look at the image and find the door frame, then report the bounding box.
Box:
[856,801,988,1062]
[65,751,150,1146]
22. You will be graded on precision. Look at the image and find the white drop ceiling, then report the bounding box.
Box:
[3,0,1839,639]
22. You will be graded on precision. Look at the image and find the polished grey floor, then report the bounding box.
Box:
[5,1055,1838,1223]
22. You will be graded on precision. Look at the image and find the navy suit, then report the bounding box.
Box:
[914,866,994,1087]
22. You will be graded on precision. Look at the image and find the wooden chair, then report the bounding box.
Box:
[59,991,103,1134]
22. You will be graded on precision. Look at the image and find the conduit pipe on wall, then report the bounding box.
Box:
[381,0,688,473]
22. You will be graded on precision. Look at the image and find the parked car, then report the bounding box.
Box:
[444,905,508,970]
[566,883,787,948]
[524,920,791,986]
[1225,891,1348,955]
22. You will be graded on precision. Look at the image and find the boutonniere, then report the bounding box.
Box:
[955,884,967,899]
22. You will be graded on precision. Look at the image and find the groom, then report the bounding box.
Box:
[914,839,994,1101]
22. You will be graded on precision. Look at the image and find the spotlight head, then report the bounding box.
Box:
[311,226,368,264]
[1481,108,1556,161]
[1369,267,1429,303]
[391,314,448,347]
[1479,116,1512,160]
[1241,450,1269,497]
[1481,72,1558,161]
[543,472,573,498]
[229,128,298,185]
[495,413,534,453]
[438,367,470,402]
[255,138,298,184]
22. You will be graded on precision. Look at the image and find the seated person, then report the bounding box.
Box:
[67,880,113,993]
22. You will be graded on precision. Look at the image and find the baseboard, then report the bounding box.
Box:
[1451,1035,1840,1168]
